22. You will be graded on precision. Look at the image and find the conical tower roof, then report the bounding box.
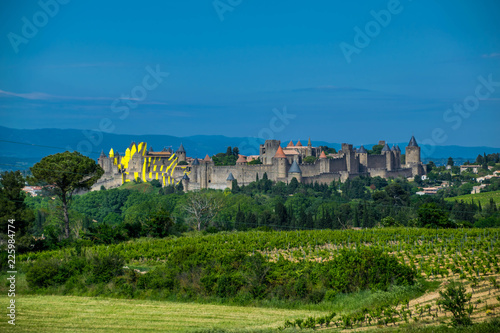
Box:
[287,140,294,147]
[100,150,106,158]
[236,155,247,163]
[274,146,287,158]
[391,145,397,152]
[182,174,190,181]
[381,143,391,152]
[192,158,200,165]
[319,151,327,159]
[226,173,235,181]
[161,147,168,152]
[295,140,303,147]
[204,154,212,162]
[408,136,418,147]
[358,145,367,154]
[289,160,302,173]
[149,146,154,152]
[176,143,185,153]
[308,137,312,146]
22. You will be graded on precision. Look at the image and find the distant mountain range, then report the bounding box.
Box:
[0,126,498,170]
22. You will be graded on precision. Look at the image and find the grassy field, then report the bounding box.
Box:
[8,228,500,331]
[444,190,500,205]
[0,295,328,332]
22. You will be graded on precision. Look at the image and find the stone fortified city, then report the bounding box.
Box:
[94,136,426,192]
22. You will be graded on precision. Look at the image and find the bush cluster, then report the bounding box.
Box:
[25,246,415,304]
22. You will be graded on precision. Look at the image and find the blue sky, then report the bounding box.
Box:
[0,0,499,147]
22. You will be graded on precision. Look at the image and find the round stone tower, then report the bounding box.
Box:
[405,136,421,165]
[176,143,186,162]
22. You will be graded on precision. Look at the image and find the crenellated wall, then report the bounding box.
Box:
[95,138,426,192]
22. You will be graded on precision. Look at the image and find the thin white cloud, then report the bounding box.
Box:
[481,53,500,58]
[0,89,54,100]
[0,89,170,104]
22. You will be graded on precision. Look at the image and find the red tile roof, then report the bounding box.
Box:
[274,146,287,158]
[287,140,294,147]
[319,151,327,159]
[295,140,303,147]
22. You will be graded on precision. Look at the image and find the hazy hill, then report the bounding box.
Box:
[0,126,498,170]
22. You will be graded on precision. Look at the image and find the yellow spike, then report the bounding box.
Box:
[109,148,115,158]
[142,159,147,182]
[166,158,178,174]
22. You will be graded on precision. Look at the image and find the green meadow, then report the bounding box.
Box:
[0,295,328,333]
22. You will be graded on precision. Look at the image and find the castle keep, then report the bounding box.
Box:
[94,136,426,191]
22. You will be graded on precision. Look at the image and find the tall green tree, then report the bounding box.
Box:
[0,171,34,250]
[30,151,104,239]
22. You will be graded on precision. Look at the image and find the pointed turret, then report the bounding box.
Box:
[204,154,212,162]
[176,143,185,153]
[406,136,421,168]
[192,158,200,165]
[295,140,303,147]
[149,146,154,152]
[274,146,287,158]
[289,160,302,173]
[391,145,397,152]
[287,140,294,147]
[381,143,391,152]
[176,143,186,162]
[319,151,327,159]
[100,150,106,158]
[182,174,190,181]
[226,173,235,181]
[358,145,367,154]
[109,148,114,158]
[307,137,312,147]
[408,136,418,147]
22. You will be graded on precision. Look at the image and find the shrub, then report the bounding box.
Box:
[26,259,62,288]
[88,253,125,284]
[323,248,416,294]
[436,283,473,327]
